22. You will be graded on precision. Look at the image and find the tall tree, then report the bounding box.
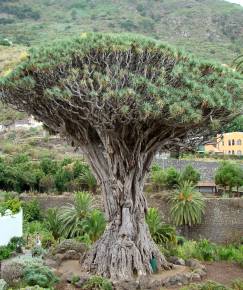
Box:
[0,33,243,280]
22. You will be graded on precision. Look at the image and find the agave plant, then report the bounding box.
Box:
[146,208,176,247]
[169,181,205,227]
[59,191,94,238]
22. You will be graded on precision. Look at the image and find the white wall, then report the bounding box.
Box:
[0,209,23,246]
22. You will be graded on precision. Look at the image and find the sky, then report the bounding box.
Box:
[225,0,243,6]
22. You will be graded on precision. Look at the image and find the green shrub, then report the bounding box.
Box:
[195,239,217,261]
[44,208,61,240]
[181,280,230,290]
[215,161,243,196]
[0,198,21,215]
[31,246,45,257]
[151,168,167,190]
[231,279,243,290]
[0,246,12,261]
[82,275,112,290]
[24,264,59,288]
[146,208,176,247]
[39,175,55,192]
[166,167,180,188]
[84,209,106,243]
[177,240,197,260]
[41,232,55,249]
[180,165,200,185]
[71,275,80,285]
[23,199,41,222]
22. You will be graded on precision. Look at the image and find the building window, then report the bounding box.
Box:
[228,140,231,146]
[222,140,224,146]
[237,139,242,145]
[232,150,235,155]
[232,139,235,146]
[237,150,242,155]
[228,150,231,154]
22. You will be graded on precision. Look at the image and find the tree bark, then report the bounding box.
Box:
[80,140,171,281]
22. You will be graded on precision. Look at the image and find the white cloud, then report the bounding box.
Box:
[225,0,243,6]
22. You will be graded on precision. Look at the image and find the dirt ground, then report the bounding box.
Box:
[202,261,243,285]
[55,260,243,289]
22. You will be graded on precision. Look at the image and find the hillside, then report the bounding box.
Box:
[0,0,243,64]
[0,0,243,124]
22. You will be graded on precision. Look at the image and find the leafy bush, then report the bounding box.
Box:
[166,167,180,188]
[151,168,167,190]
[31,246,45,257]
[0,246,12,261]
[59,191,94,238]
[195,239,217,261]
[231,279,243,290]
[215,161,243,196]
[82,275,112,290]
[181,280,230,290]
[0,198,21,215]
[84,209,106,243]
[41,232,55,249]
[146,208,176,247]
[23,199,41,222]
[24,264,59,288]
[180,165,200,185]
[177,240,197,260]
[44,208,61,240]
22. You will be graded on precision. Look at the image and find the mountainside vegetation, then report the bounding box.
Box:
[0,0,243,64]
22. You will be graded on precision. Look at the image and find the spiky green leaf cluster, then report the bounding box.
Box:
[0,33,242,145]
[169,181,205,226]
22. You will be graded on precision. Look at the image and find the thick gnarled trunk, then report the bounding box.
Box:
[80,141,171,281]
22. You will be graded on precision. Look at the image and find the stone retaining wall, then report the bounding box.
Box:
[154,158,220,181]
[20,194,243,244]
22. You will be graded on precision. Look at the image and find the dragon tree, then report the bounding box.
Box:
[0,33,243,280]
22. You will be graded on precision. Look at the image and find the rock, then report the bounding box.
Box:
[44,258,59,268]
[113,280,139,290]
[63,272,75,283]
[74,276,89,288]
[0,279,7,290]
[1,261,24,287]
[53,253,65,265]
[168,256,185,266]
[53,239,87,255]
[63,249,80,260]
[186,259,204,270]
[191,273,201,282]
[194,268,207,278]
[148,279,163,289]
[177,258,186,266]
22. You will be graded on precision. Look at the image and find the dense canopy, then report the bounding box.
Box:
[1,33,243,151]
[1,33,243,280]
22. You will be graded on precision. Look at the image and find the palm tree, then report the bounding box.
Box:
[169,181,205,237]
[59,191,94,238]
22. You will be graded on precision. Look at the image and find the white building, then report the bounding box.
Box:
[0,209,23,246]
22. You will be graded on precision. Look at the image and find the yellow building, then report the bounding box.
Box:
[204,132,243,156]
